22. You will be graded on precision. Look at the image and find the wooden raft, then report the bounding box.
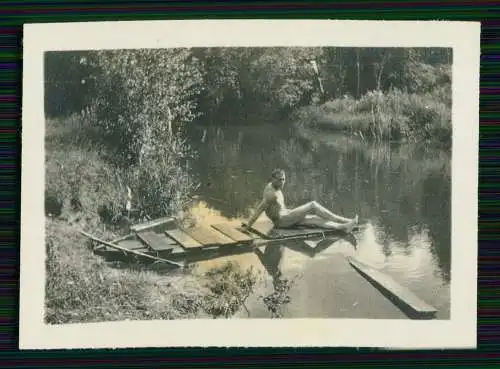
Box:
[119,218,253,255]
[87,216,357,269]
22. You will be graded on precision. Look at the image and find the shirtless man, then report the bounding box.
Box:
[243,169,358,232]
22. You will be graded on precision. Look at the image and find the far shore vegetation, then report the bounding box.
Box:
[44,46,452,323]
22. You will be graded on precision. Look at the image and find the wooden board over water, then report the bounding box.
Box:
[185,226,235,246]
[165,228,203,249]
[137,231,176,252]
[348,257,437,315]
[211,223,253,242]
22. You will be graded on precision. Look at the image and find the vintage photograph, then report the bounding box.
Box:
[44,46,453,322]
[20,20,479,349]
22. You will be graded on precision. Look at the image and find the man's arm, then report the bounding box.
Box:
[245,199,268,228]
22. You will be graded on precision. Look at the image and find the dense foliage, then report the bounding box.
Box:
[45,46,451,124]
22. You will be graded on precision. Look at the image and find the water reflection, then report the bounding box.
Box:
[184,123,451,319]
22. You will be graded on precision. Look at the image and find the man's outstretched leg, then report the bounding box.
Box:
[278,201,358,229]
[298,215,357,232]
[306,201,355,223]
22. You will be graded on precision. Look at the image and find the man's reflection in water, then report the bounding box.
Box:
[253,234,358,284]
[254,244,285,285]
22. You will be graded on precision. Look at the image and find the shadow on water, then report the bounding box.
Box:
[183,122,452,319]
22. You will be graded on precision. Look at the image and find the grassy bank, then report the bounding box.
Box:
[44,115,262,324]
[294,86,451,144]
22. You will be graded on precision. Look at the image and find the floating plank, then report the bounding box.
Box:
[185,226,235,246]
[347,257,437,315]
[137,231,176,251]
[130,216,175,233]
[165,228,203,249]
[211,223,253,242]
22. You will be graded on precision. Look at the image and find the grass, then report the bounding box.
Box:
[44,114,262,324]
[294,86,451,144]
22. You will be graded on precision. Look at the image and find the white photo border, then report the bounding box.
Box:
[20,19,479,350]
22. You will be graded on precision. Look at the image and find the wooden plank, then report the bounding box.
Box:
[347,257,437,315]
[185,226,235,246]
[165,228,203,249]
[117,239,150,251]
[130,216,175,233]
[137,231,176,251]
[211,223,253,242]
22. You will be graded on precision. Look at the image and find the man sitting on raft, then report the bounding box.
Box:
[243,169,359,232]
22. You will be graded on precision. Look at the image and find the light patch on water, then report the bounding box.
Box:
[387,228,434,281]
[185,200,241,227]
[352,222,387,267]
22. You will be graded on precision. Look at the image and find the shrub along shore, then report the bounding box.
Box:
[294,86,451,145]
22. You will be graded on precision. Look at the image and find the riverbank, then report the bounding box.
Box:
[293,87,451,145]
[45,212,262,323]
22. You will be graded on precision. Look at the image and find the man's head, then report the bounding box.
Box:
[271,169,286,190]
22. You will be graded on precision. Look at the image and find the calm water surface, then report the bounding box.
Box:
[184,123,451,319]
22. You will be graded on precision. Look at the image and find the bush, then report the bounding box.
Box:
[201,261,260,318]
[261,275,299,318]
[85,49,203,166]
[295,86,451,143]
[404,62,452,94]
[126,135,199,220]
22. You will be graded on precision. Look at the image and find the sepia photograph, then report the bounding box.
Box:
[20,20,479,349]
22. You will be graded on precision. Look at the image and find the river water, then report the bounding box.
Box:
[183,123,451,320]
